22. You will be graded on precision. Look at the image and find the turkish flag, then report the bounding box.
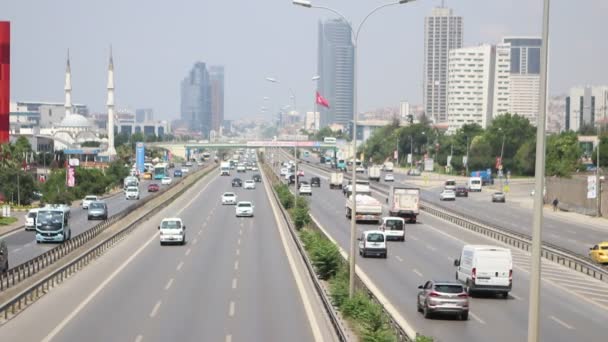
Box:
[316,92,330,108]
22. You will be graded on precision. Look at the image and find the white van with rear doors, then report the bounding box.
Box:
[358,230,387,258]
[379,217,405,241]
[468,177,482,192]
[453,245,512,297]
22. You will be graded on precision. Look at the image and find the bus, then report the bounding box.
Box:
[337,159,347,171]
[154,163,169,180]
[323,137,337,144]
[202,152,211,161]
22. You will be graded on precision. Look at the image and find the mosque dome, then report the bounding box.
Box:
[59,114,92,128]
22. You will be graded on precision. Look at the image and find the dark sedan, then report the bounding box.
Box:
[232,178,242,187]
[454,186,468,197]
[252,174,262,183]
[311,177,321,187]
[147,183,160,192]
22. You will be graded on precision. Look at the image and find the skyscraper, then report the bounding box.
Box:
[180,62,211,137]
[423,7,463,124]
[317,18,354,128]
[208,66,224,134]
[502,37,542,125]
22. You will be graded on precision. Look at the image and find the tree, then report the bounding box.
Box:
[484,114,535,173]
[514,139,536,175]
[546,132,583,177]
[0,167,36,205]
[591,135,608,167]
[467,135,494,171]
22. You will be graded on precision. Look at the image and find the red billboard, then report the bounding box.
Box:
[0,22,9,143]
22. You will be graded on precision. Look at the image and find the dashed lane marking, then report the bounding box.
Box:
[176,261,184,271]
[225,335,232,342]
[192,238,198,245]
[185,248,191,256]
[509,293,523,300]
[149,300,162,318]
[550,315,575,330]
[470,312,486,324]
[164,278,174,290]
[135,335,143,342]
[413,269,423,277]
[236,249,240,256]
[232,278,238,289]
[425,244,437,251]
[395,256,404,262]
[234,261,239,270]
[229,301,235,317]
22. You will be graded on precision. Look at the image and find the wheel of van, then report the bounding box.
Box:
[423,304,432,319]
[460,311,469,321]
[502,291,509,298]
[466,281,474,296]
[383,253,388,259]
[362,250,367,258]
[417,299,423,313]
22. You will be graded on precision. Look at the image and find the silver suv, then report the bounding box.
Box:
[417,280,469,320]
[88,201,108,220]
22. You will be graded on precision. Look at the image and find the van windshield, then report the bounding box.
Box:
[367,233,384,242]
[161,221,181,229]
[471,180,481,185]
[385,220,403,231]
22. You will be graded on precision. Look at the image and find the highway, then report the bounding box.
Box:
[302,155,606,258]
[0,165,335,341]
[284,154,608,341]
[3,164,203,267]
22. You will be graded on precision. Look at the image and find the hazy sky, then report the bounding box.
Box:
[3,0,607,121]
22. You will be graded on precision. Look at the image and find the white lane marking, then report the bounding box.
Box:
[232,278,238,289]
[198,230,202,235]
[395,256,404,262]
[412,269,423,277]
[510,293,523,300]
[41,230,159,342]
[239,229,243,236]
[234,261,239,270]
[149,300,162,318]
[135,335,143,342]
[192,238,198,245]
[13,247,22,253]
[236,249,240,256]
[185,248,191,256]
[237,238,241,246]
[229,301,235,317]
[470,312,486,324]
[176,261,184,271]
[225,335,232,342]
[550,315,574,330]
[409,236,419,241]
[164,278,174,290]
[263,170,325,341]
[202,222,207,227]
[425,244,437,251]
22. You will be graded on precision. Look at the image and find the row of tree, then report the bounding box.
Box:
[361,113,589,177]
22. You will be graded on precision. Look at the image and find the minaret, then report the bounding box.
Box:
[106,46,117,157]
[64,49,72,117]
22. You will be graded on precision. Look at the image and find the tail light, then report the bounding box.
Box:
[472,268,477,281]
[458,293,468,298]
[509,269,513,283]
[429,292,441,297]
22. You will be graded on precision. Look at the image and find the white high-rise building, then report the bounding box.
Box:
[509,75,540,125]
[446,44,510,133]
[423,7,463,124]
[566,86,608,131]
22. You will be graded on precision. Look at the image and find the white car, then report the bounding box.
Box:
[358,230,387,258]
[82,195,99,209]
[246,165,253,170]
[384,173,395,182]
[299,184,312,196]
[252,166,259,171]
[356,166,365,174]
[244,180,256,190]
[222,192,237,205]
[280,168,288,176]
[25,209,39,231]
[237,165,246,173]
[439,189,456,201]
[158,217,186,245]
[197,161,204,166]
[161,177,172,185]
[125,186,140,200]
[235,201,254,217]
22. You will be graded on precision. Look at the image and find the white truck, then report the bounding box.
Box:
[329,172,344,189]
[368,165,382,182]
[388,187,420,223]
[383,161,394,172]
[345,194,383,224]
[344,180,372,197]
[124,176,139,191]
[220,161,231,176]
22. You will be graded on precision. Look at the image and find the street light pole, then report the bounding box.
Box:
[465,136,469,176]
[312,75,321,131]
[500,133,505,189]
[410,135,414,170]
[293,0,415,298]
[528,0,550,341]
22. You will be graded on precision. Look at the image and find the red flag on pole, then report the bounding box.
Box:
[316,92,330,108]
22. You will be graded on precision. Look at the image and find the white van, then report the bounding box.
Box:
[379,217,405,241]
[358,230,388,258]
[25,209,39,231]
[454,245,512,297]
[445,179,456,190]
[468,177,482,192]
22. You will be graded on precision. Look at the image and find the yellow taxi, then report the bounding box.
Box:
[143,172,153,180]
[589,242,608,264]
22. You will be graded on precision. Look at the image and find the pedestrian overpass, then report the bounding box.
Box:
[147,140,338,159]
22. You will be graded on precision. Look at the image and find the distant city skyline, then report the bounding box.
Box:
[2,0,608,121]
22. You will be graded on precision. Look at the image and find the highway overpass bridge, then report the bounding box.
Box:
[147,140,338,159]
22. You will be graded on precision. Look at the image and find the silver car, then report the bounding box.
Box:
[491,192,506,203]
[417,280,469,320]
[87,201,108,220]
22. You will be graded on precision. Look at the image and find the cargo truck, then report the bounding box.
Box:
[368,165,382,182]
[329,172,344,189]
[220,161,231,176]
[343,180,372,197]
[345,194,383,224]
[470,170,494,185]
[388,186,420,223]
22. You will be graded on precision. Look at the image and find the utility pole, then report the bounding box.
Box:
[500,133,505,190]
[465,136,469,176]
[410,135,414,170]
[597,125,602,217]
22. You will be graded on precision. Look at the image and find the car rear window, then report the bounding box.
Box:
[367,233,385,242]
[28,212,37,218]
[434,284,464,293]
[85,196,97,200]
[161,221,181,229]
[238,203,252,208]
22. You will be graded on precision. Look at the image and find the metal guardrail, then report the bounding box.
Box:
[301,159,608,284]
[0,165,213,293]
[265,159,413,342]
[261,164,349,342]
[0,165,216,322]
